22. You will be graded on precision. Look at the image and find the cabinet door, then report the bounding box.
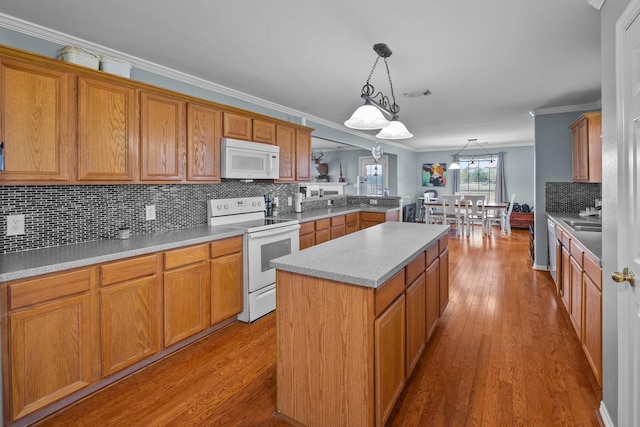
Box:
[561,246,571,311]
[315,229,331,245]
[346,213,359,234]
[439,247,449,315]
[186,103,222,181]
[426,259,439,340]
[253,119,276,144]
[569,256,583,337]
[583,273,602,385]
[405,272,426,377]
[164,262,210,347]
[295,129,311,181]
[276,125,296,182]
[0,58,72,182]
[571,118,589,182]
[100,276,161,376]
[299,232,315,250]
[140,91,185,181]
[223,112,252,140]
[210,252,243,324]
[78,76,137,181]
[9,294,92,420]
[375,294,405,427]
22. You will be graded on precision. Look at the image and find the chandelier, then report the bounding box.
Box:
[344,43,413,140]
[449,139,498,169]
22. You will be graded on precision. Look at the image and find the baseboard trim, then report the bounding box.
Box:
[532,263,549,271]
[599,401,614,427]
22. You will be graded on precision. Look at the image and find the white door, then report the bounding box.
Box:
[617,3,640,425]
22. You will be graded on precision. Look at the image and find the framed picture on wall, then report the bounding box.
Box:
[422,163,447,187]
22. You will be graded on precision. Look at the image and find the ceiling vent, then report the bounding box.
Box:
[404,89,431,98]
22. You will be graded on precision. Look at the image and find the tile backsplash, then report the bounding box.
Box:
[0,182,298,254]
[545,182,601,213]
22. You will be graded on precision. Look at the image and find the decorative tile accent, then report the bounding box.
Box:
[0,182,298,254]
[545,182,602,213]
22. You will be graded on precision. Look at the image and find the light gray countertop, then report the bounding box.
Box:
[271,222,449,288]
[278,204,401,223]
[0,226,244,282]
[547,212,602,261]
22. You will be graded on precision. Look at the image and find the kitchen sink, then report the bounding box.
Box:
[563,220,602,232]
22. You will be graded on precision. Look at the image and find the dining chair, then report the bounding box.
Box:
[432,195,466,236]
[464,195,486,235]
[486,193,515,235]
[502,193,517,235]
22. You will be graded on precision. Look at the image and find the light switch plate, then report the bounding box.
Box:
[6,214,25,236]
[145,205,156,221]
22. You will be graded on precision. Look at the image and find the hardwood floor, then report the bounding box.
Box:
[36,227,601,427]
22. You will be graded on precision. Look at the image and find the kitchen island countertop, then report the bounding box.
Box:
[271,221,448,288]
[0,225,244,282]
[277,204,401,223]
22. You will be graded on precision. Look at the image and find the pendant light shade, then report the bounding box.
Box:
[375,119,413,139]
[449,161,461,170]
[344,103,390,130]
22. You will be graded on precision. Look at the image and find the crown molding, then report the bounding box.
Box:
[587,0,606,11]
[529,100,602,116]
[0,13,389,147]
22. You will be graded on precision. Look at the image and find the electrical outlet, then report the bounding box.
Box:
[287,196,292,206]
[145,205,156,221]
[6,214,25,236]
[327,199,333,206]
[370,199,378,205]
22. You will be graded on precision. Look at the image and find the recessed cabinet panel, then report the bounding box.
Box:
[0,58,72,181]
[223,112,252,140]
[187,103,222,181]
[296,129,312,181]
[78,77,137,181]
[276,125,296,182]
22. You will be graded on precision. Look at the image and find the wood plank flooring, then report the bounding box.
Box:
[36,227,602,427]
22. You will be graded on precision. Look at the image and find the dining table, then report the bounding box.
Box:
[423,199,509,235]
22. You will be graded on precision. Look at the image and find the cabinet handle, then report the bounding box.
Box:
[0,141,5,171]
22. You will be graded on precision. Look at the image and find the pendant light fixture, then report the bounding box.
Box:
[449,139,498,169]
[345,43,413,139]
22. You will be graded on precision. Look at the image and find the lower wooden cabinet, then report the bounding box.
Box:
[569,256,583,337]
[330,215,346,240]
[210,236,243,324]
[163,244,210,347]
[6,268,93,421]
[583,271,602,384]
[405,273,426,377]
[299,221,315,250]
[561,246,571,311]
[439,247,449,315]
[315,218,331,245]
[346,213,359,234]
[375,294,406,427]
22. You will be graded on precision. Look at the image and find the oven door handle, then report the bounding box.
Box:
[248,224,301,239]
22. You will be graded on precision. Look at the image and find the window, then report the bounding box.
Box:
[359,156,388,196]
[457,157,497,202]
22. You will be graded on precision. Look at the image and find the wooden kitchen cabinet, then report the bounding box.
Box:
[570,112,602,183]
[222,112,252,140]
[5,269,94,421]
[210,236,243,324]
[99,254,162,376]
[561,246,571,312]
[315,218,331,245]
[425,258,440,340]
[276,124,296,182]
[405,271,426,378]
[163,244,210,347]
[299,221,316,249]
[439,246,450,316]
[140,91,186,181]
[346,212,359,234]
[375,294,406,427]
[0,57,73,182]
[77,76,138,181]
[360,210,400,230]
[295,129,312,181]
[186,102,222,182]
[330,215,346,240]
[253,118,276,144]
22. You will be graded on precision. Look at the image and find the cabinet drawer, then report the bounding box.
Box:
[299,221,315,235]
[8,268,92,310]
[331,215,345,226]
[375,269,405,317]
[360,212,385,223]
[100,254,158,286]
[584,253,602,290]
[406,252,426,284]
[438,235,449,253]
[210,236,243,258]
[164,244,208,270]
[570,240,584,267]
[346,212,358,224]
[315,218,331,230]
[426,243,439,266]
[561,230,571,248]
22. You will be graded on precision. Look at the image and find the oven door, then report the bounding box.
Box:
[246,224,300,292]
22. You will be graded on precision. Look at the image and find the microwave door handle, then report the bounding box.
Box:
[268,154,274,174]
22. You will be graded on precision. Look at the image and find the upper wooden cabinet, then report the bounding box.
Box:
[296,129,312,182]
[77,76,137,181]
[0,57,73,182]
[186,103,222,182]
[276,125,296,182]
[222,112,252,140]
[253,119,276,144]
[570,112,601,183]
[140,91,186,181]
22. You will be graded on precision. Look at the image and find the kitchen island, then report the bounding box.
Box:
[271,222,449,427]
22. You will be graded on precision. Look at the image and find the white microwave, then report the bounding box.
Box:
[221,138,280,180]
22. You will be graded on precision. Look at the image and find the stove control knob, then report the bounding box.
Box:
[257,201,262,207]
[224,204,229,210]
[217,204,222,210]
[252,202,257,207]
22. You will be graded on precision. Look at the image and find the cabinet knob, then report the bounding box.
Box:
[611,267,635,286]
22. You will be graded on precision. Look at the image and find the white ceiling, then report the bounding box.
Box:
[0,0,601,151]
